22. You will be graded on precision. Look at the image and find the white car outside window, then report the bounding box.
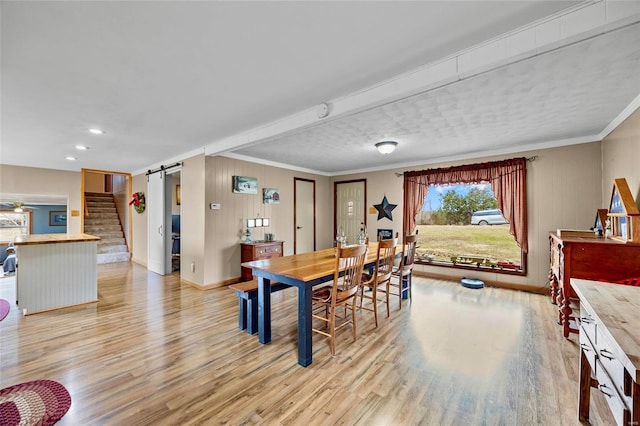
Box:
[471,209,508,225]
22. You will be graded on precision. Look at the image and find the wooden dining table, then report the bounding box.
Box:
[241,242,383,367]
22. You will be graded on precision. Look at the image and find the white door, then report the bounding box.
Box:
[147,171,172,275]
[335,180,366,244]
[294,178,315,254]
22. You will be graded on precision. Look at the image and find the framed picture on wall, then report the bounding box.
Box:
[49,211,67,226]
[233,176,258,194]
[377,229,393,240]
[263,188,280,204]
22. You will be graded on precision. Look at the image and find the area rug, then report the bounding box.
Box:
[0,299,9,322]
[0,380,71,426]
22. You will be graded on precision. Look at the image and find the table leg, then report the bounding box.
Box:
[578,348,591,422]
[258,277,271,344]
[297,285,313,367]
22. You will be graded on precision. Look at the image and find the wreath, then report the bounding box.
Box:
[130,192,146,214]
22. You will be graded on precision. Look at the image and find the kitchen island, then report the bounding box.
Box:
[14,233,100,315]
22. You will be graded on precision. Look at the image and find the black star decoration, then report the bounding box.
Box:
[374,196,397,221]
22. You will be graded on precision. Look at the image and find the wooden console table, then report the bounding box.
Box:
[548,232,640,338]
[571,279,640,426]
[240,241,283,281]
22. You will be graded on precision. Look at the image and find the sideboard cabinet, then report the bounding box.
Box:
[240,241,284,281]
[548,232,640,338]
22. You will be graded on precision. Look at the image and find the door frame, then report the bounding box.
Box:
[81,168,133,254]
[333,179,367,242]
[294,177,316,254]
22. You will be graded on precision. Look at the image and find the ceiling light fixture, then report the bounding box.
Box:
[75,145,89,150]
[375,141,398,154]
[14,207,24,213]
[65,156,76,161]
[89,128,105,135]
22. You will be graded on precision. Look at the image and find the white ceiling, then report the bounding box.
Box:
[1,1,639,178]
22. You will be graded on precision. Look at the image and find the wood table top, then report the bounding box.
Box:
[571,278,640,381]
[14,233,101,245]
[242,242,387,283]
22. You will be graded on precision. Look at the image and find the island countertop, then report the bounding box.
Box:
[14,233,100,245]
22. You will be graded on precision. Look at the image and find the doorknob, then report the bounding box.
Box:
[296,226,302,229]
[158,225,163,236]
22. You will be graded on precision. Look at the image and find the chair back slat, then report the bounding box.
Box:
[375,236,397,283]
[334,243,367,302]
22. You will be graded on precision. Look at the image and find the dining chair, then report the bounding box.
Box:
[311,243,367,356]
[359,235,397,326]
[389,231,418,309]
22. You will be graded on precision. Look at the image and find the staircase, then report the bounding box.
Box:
[84,192,130,264]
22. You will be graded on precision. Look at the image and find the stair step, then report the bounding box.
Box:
[98,244,128,254]
[87,202,116,208]
[99,237,126,245]
[84,225,122,237]
[98,252,130,264]
[86,215,119,221]
[94,233,125,241]
[85,192,113,197]
[88,207,117,213]
[85,217,120,223]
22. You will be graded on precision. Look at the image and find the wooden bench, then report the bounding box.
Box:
[229,280,289,334]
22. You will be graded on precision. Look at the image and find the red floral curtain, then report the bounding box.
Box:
[403,157,528,253]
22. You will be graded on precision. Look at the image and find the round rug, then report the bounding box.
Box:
[461,278,484,289]
[0,299,9,322]
[0,380,71,426]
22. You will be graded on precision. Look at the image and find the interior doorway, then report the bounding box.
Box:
[81,168,132,264]
[294,178,316,254]
[146,166,181,276]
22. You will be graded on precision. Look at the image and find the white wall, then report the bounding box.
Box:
[602,108,640,205]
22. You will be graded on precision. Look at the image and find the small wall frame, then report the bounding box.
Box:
[607,178,640,244]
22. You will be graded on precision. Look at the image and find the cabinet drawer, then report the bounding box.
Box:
[256,245,281,257]
[595,359,630,426]
[579,304,597,345]
[579,327,597,371]
[597,332,628,403]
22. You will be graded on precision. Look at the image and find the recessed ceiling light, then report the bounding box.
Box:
[89,128,105,135]
[65,156,77,161]
[75,145,89,150]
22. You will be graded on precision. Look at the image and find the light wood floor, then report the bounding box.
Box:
[0,262,615,425]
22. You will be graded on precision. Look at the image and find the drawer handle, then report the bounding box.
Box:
[599,348,615,360]
[580,343,592,352]
[598,384,614,398]
[580,317,593,324]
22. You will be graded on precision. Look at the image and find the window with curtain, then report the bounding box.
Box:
[403,157,528,275]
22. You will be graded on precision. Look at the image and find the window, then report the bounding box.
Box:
[0,210,32,241]
[403,158,528,275]
[415,183,523,272]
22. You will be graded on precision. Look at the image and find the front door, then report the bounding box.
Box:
[335,180,366,245]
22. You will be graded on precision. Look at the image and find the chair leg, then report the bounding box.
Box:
[351,300,357,341]
[372,287,378,327]
[329,307,336,356]
[385,283,390,318]
[408,274,413,303]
